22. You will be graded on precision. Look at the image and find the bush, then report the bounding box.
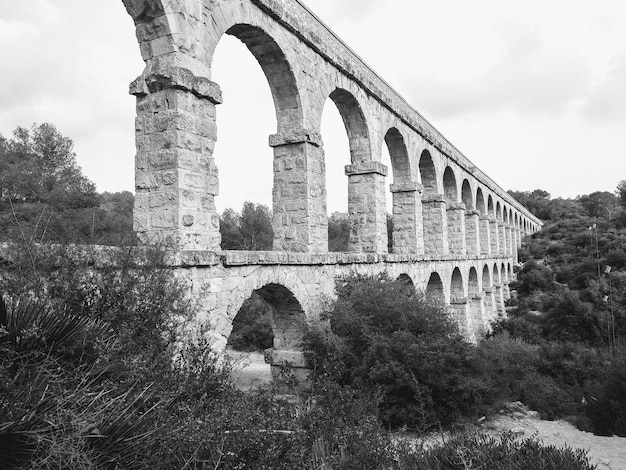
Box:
[0,297,164,470]
[306,274,490,430]
[398,432,596,470]
[585,356,626,436]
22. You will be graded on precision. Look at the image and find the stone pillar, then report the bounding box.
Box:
[503,281,511,300]
[269,129,327,252]
[131,67,223,251]
[499,223,507,256]
[494,283,505,316]
[447,203,467,256]
[448,297,475,343]
[479,216,491,255]
[470,292,486,339]
[345,161,388,253]
[390,182,424,254]
[264,348,310,392]
[422,194,448,255]
[483,287,497,325]
[465,210,480,256]
[506,226,513,255]
[489,218,500,255]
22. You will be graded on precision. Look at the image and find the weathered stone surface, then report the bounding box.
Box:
[122,0,543,385]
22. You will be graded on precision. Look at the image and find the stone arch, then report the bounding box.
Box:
[397,273,415,295]
[426,272,445,301]
[224,278,311,388]
[468,267,480,297]
[468,267,483,337]
[487,195,495,217]
[481,264,497,326]
[418,150,438,196]
[449,267,469,338]
[214,24,309,251]
[482,264,492,289]
[324,88,383,252]
[444,167,464,255]
[443,167,458,204]
[219,24,303,131]
[493,263,501,284]
[461,180,473,209]
[384,128,411,183]
[476,187,489,255]
[419,150,445,254]
[450,267,465,299]
[253,283,306,350]
[476,188,486,215]
[122,0,166,24]
[462,179,479,255]
[329,88,372,164]
[385,127,420,254]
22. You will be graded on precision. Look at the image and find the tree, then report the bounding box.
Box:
[219,202,274,250]
[577,191,618,219]
[239,202,273,250]
[0,123,97,208]
[0,124,138,245]
[328,213,350,252]
[616,180,626,210]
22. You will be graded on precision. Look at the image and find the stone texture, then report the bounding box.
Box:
[121,0,544,384]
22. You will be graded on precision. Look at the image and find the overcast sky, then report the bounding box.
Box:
[1,0,625,214]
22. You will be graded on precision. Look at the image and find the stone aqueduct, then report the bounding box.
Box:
[122,0,542,372]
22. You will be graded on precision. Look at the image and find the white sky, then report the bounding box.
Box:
[1,0,625,214]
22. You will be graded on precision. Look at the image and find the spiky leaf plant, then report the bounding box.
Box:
[0,295,163,469]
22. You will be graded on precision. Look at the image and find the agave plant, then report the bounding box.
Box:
[0,296,110,357]
[0,295,164,469]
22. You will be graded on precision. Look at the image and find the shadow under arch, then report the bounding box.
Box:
[229,282,310,390]
[396,273,415,295]
[426,272,445,301]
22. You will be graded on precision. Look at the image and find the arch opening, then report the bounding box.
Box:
[426,272,444,301]
[212,24,303,250]
[323,89,377,253]
[397,273,415,295]
[384,127,414,254]
[227,283,308,390]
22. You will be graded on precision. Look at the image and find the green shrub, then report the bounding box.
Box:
[585,356,626,436]
[398,432,596,470]
[306,274,490,430]
[0,296,164,470]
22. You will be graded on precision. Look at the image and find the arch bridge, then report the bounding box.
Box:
[122,0,542,377]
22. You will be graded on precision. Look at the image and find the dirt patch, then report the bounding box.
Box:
[226,349,272,391]
[481,404,626,470]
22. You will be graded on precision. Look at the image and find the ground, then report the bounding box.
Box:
[228,352,626,469]
[482,404,626,470]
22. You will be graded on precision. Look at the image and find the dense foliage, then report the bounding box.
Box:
[219,201,274,250]
[495,184,626,436]
[0,121,612,467]
[0,123,135,245]
[306,274,491,430]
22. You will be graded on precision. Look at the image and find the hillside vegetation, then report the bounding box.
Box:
[1,123,620,468]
